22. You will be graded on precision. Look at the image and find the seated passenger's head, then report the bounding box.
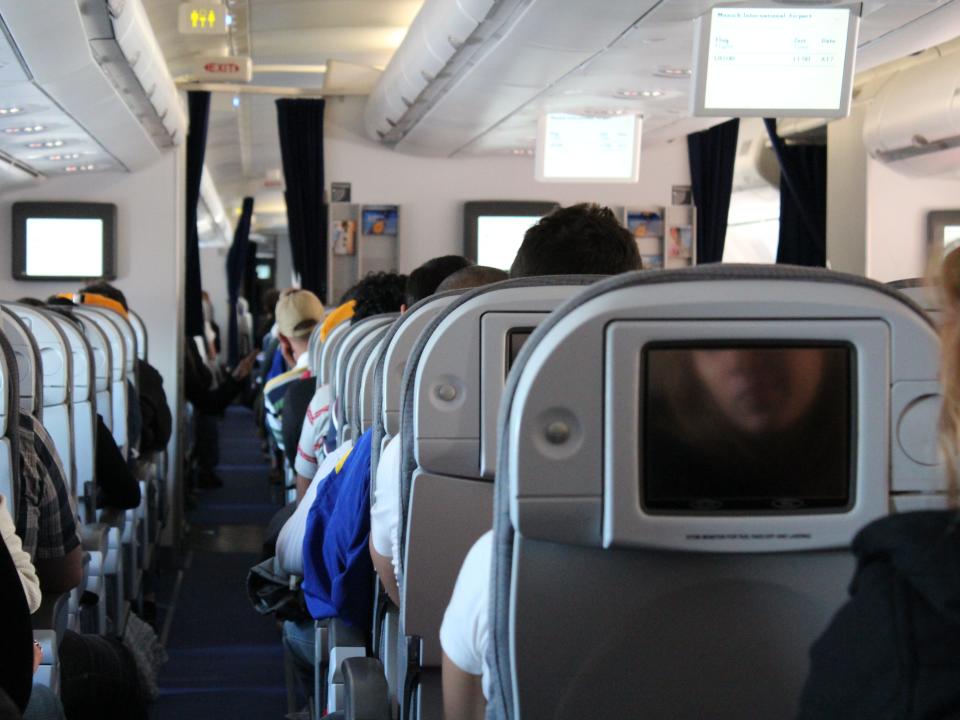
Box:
[510,203,642,278]
[435,265,509,293]
[81,282,128,312]
[405,255,473,307]
[351,272,408,323]
[275,289,324,365]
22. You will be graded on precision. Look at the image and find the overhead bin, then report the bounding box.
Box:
[863,50,960,177]
[0,0,185,172]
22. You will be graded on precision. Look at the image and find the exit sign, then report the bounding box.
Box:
[178,2,228,35]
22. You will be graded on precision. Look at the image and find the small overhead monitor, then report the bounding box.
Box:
[535,113,642,183]
[463,201,559,271]
[691,5,860,118]
[12,202,117,281]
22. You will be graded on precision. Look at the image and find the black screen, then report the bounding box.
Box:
[506,329,533,376]
[643,344,852,512]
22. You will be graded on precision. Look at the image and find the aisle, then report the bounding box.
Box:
[155,406,286,719]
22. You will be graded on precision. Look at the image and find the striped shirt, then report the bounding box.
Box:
[293,384,333,478]
[264,352,311,452]
[15,413,80,561]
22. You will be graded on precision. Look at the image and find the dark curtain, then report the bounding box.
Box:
[185,91,211,339]
[764,119,827,267]
[276,98,327,299]
[687,118,740,264]
[226,196,255,365]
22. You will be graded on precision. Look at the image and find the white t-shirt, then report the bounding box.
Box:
[276,440,353,576]
[439,530,493,700]
[293,384,333,478]
[369,435,402,575]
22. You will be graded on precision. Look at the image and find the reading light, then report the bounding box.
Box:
[654,66,692,78]
[0,107,21,115]
[232,95,241,109]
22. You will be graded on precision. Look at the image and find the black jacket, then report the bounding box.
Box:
[136,359,171,456]
[797,510,960,720]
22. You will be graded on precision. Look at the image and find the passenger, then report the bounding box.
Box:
[262,289,325,452]
[369,265,509,606]
[279,272,406,698]
[2,494,67,720]
[15,409,148,719]
[796,250,960,719]
[404,255,472,307]
[439,204,642,720]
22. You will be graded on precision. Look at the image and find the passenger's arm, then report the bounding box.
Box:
[295,474,311,503]
[35,545,83,594]
[94,416,142,510]
[369,536,400,606]
[442,651,486,720]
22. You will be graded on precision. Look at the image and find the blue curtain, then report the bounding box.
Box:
[763,119,827,267]
[687,118,740,264]
[276,98,327,299]
[226,196,254,365]
[185,91,210,339]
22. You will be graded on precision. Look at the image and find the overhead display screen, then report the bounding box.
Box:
[12,202,117,281]
[643,344,852,512]
[476,216,543,270]
[692,6,859,117]
[536,113,642,182]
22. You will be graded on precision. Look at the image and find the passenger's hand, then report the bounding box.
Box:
[232,351,257,381]
[33,640,42,674]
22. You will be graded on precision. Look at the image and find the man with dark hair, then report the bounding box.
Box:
[435,265,508,293]
[351,272,408,323]
[510,203,642,277]
[441,203,641,719]
[406,255,472,306]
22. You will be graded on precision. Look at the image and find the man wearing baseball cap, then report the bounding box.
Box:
[263,289,324,452]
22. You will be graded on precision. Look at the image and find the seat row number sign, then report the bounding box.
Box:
[178,2,228,35]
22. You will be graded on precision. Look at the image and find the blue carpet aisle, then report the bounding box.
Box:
[154,406,286,719]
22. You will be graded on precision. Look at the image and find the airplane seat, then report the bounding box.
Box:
[307,322,324,379]
[75,308,127,452]
[343,324,391,445]
[390,278,595,720]
[888,278,940,324]
[128,309,148,362]
[367,291,467,714]
[485,265,945,720]
[0,308,42,420]
[357,334,388,439]
[0,325,21,530]
[331,315,396,447]
[75,315,113,433]
[318,320,352,387]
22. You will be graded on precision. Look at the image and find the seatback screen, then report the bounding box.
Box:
[505,328,533,377]
[643,344,852,512]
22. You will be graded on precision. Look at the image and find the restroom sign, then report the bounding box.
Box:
[178,2,228,35]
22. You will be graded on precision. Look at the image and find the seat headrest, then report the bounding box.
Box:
[497,264,940,554]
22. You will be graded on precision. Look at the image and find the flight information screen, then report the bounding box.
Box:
[25,217,105,278]
[697,7,855,115]
[643,344,852,512]
[537,113,642,182]
[476,216,542,270]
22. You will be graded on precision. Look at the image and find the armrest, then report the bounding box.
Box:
[341,657,391,720]
[80,523,109,553]
[328,618,367,684]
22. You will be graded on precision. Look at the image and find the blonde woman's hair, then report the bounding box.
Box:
[937,247,960,506]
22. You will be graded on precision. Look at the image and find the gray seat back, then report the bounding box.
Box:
[76,308,127,453]
[46,312,97,523]
[399,278,596,672]
[370,292,465,495]
[357,335,387,439]
[344,324,391,445]
[888,278,940,324]
[3,305,74,496]
[75,314,112,433]
[318,319,351,385]
[487,265,944,720]
[332,315,396,440]
[0,307,41,419]
[128,309,148,361]
[307,322,323,376]
[0,329,21,509]
[88,306,137,391]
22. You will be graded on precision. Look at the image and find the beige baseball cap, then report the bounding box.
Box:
[276,289,324,339]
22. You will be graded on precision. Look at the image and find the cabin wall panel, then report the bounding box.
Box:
[325,99,691,273]
[0,151,186,544]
